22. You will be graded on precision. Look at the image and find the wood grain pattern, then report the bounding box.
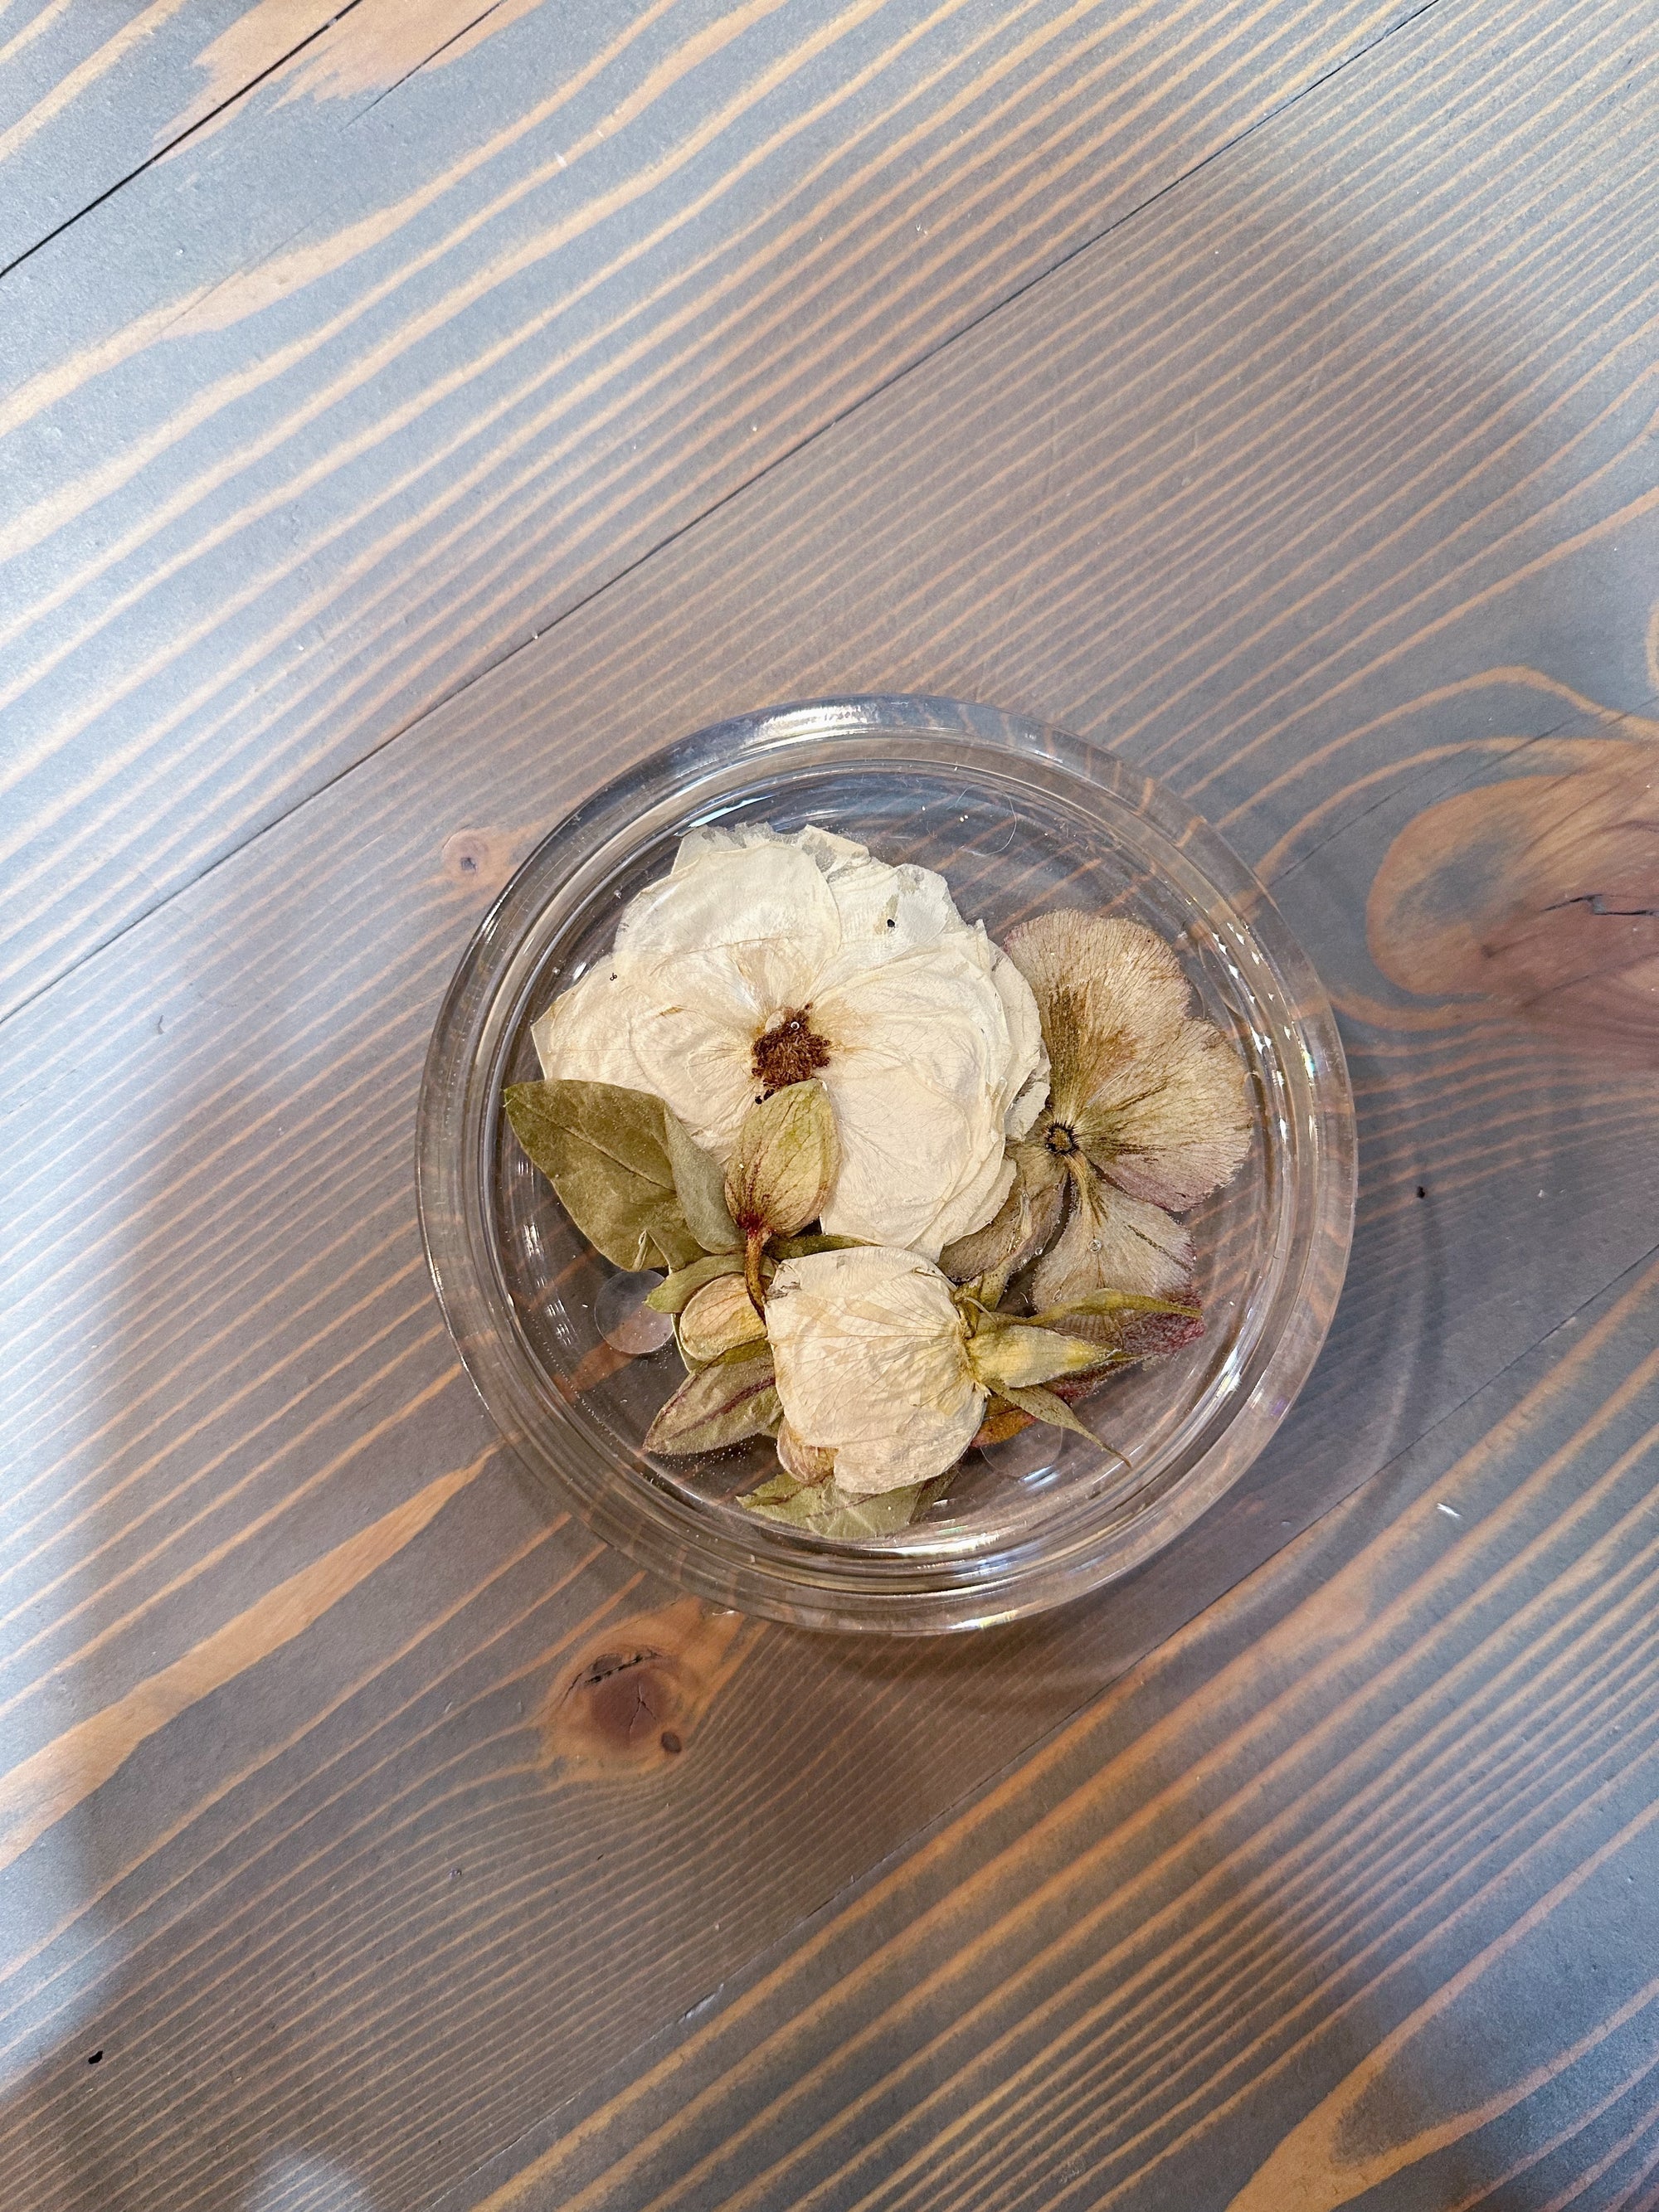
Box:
[445,1256,1659,2212]
[0,0,362,270]
[2,0,1656,2205]
[0,0,1425,1020]
[1368,737,1659,1058]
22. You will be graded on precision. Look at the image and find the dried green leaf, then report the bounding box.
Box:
[644,1350,780,1456]
[967,1320,1110,1394]
[724,1079,839,1239]
[664,1111,742,1253]
[504,1080,701,1272]
[738,1469,935,1538]
[679,1273,769,1364]
[994,1381,1100,1442]
[769,1231,865,1258]
[646,1252,746,1314]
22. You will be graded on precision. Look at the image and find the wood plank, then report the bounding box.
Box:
[0,0,358,270]
[0,0,1428,1019]
[2,0,1656,2204]
[438,1254,1659,2212]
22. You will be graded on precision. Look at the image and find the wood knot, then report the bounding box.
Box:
[539,1598,755,1772]
[1368,744,1658,1062]
[440,828,530,896]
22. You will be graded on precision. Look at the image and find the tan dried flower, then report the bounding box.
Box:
[1003,912,1251,1305]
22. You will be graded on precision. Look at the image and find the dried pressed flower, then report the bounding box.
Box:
[533,824,1048,1260]
[766,1247,985,1493]
[766,1246,1114,1495]
[1003,912,1251,1305]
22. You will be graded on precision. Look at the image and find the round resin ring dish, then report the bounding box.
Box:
[416,695,1356,1636]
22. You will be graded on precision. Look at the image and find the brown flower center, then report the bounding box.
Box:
[752,1007,831,1095]
[1044,1120,1082,1157]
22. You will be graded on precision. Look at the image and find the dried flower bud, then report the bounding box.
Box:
[679,1273,770,1364]
[644,1348,780,1456]
[766,1246,984,1495]
[724,1078,839,1241]
[776,1421,838,1485]
[966,1319,1110,1396]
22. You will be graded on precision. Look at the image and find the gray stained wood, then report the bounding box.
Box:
[1,0,1656,2209]
[0,0,1426,1021]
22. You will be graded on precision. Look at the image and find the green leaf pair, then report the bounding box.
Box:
[738,1467,940,1539]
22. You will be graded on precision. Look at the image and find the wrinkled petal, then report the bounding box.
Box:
[776,1420,838,1484]
[767,1247,985,1494]
[1030,1170,1194,1307]
[813,944,1024,1257]
[538,825,1050,1252]
[1074,1016,1252,1210]
[1007,911,1250,1210]
[990,941,1050,1136]
[940,1155,1065,1285]
[532,964,659,1094]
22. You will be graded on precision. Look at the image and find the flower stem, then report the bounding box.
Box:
[744,1231,768,1317]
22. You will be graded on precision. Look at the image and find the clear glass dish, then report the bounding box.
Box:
[416,695,1355,1635]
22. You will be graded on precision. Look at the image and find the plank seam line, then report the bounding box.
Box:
[349,2,512,126]
[429,1235,1659,2212]
[0,2,372,286]
[0,0,1452,1038]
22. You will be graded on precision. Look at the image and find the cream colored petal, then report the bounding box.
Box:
[676,821,867,877]
[531,964,658,1092]
[615,834,836,1029]
[776,1420,837,1484]
[922,1124,1019,1259]
[813,947,1021,1257]
[766,1247,984,1495]
[810,853,969,977]
[1029,1173,1194,1307]
[990,937,1049,1135]
[621,1003,761,1159]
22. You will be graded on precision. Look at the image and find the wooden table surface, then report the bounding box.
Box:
[2,3,1656,2207]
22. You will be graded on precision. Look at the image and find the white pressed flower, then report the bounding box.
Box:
[534,824,1048,1259]
[766,1246,986,1494]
